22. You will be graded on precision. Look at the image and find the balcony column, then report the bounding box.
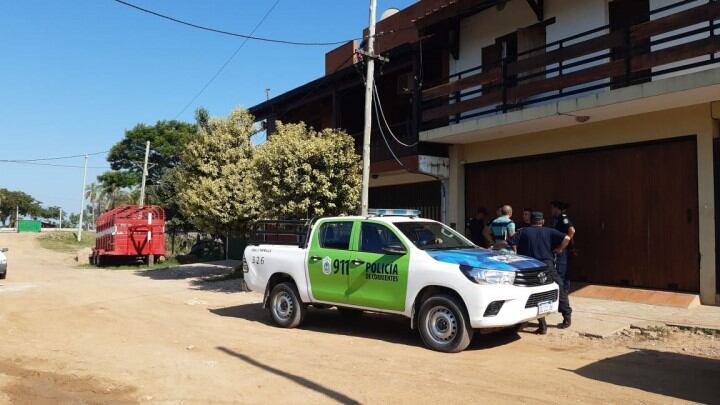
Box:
[447,144,465,232]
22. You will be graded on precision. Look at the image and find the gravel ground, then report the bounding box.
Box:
[0,232,718,404]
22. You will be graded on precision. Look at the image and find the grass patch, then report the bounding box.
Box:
[79,257,180,271]
[37,231,95,253]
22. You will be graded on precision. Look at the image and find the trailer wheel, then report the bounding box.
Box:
[418,294,473,353]
[268,282,305,328]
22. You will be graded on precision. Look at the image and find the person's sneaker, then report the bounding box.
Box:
[557,319,571,329]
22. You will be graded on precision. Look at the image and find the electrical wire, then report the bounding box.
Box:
[112,0,357,46]
[113,0,416,46]
[174,0,281,119]
[373,82,418,147]
[0,150,109,163]
[0,160,109,169]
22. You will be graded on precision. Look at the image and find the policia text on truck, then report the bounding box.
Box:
[243,210,560,353]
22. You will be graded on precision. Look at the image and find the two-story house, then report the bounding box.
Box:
[249,0,719,305]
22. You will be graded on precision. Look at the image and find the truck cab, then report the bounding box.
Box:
[244,210,559,352]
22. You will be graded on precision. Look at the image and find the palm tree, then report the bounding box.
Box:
[85,183,99,229]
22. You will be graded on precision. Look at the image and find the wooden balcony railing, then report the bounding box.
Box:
[421,0,720,126]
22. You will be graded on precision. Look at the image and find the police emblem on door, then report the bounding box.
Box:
[322,257,332,275]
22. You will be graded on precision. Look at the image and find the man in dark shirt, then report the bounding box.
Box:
[496,211,572,334]
[516,208,533,230]
[466,208,490,247]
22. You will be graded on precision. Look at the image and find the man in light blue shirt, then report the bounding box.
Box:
[487,205,516,252]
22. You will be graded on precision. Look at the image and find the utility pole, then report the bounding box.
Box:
[360,0,378,216]
[59,208,62,230]
[15,206,18,230]
[77,154,88,242]
[139,141,150,207]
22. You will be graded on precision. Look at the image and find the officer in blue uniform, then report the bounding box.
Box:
[550,201,576,293]
[496,211,572,334]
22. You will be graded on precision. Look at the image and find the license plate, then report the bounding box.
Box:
[538,300,553,315]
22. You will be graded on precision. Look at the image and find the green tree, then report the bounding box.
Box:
[0,189,44,225]
[102,120,197,188]
[252,122,361,219]
[176,107,259,236]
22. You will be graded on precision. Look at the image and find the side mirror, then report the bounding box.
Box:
[382,245,406,255]
[1,248,7,252]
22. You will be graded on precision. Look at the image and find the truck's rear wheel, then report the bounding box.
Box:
[268,282,305,328]
[418,294,473,353]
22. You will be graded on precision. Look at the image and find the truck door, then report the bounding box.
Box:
[307,220,356,304]
[347,221,410,311]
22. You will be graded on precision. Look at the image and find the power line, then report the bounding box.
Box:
[174,0,281,119]
[373,82,418,147]
[112,0,355,46]
[0,161,109,169]
[0,150,108,162]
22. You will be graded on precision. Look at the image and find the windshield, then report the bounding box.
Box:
[394,221,476,250]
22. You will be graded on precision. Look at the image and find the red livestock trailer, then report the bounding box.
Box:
[91,205,167,266]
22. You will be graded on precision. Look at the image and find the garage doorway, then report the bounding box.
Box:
[465,136,699,292]
[370,181,441,221]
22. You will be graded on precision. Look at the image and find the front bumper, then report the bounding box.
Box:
[466,283,560,328]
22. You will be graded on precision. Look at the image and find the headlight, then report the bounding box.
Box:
[460,266,515,285]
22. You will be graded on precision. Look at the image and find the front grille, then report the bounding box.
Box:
[514,267,554,287]
[525,289,559,308]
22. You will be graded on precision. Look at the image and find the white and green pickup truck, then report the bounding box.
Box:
[243,210,559,352]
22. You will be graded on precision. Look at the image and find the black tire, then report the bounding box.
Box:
[418,294,473,353]
[0,272,6,280]
[268,282,306,328]
[337,307,363,319]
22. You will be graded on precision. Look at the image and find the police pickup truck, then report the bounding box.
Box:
[243,209,559,352]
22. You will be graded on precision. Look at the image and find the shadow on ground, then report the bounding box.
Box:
[133,261,249,293]
[217,346,362,404]
[566,349,720,403]
[210,303,520,350]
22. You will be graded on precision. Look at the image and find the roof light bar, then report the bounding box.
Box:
[368,208,421,217]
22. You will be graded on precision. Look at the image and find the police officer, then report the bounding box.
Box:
[495,212,572,334]
[550,200,576,292]
[466,208,490,248]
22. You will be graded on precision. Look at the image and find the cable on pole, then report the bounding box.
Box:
[373,83,418,147]
[174,0,281,119]
[0,150,109,162]
[112,0,356,46]
[0,160,109,169]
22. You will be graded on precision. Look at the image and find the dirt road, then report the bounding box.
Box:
[0,233,718,404]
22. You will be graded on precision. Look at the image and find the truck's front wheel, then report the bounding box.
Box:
[418,295,473,353]
[268,282,306,328]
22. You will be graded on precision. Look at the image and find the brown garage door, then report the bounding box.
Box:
[465,136,699,292]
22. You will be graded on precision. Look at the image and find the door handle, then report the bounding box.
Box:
[351,259,365,265]
[310,256,322,261]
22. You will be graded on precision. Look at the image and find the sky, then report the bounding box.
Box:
[0,0,414,215]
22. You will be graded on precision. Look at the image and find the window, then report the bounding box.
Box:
[318,221,353,250]
[395,221,475,251]
[360,222,404,254]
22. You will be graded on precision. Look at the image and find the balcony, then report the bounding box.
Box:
[420,0,720,129]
